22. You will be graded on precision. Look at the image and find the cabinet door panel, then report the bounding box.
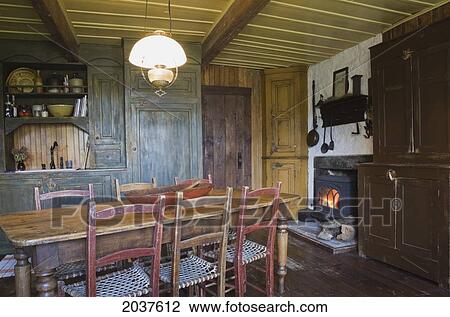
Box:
[264,159,307,198]
[90,67,125,168]
[363,175,396,249]
[265,72,303,157]
[395,177,440,281]
[414,43,450,156]
[375,55,412,158]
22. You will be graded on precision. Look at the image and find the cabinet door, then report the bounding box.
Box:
[127,101,202,185]
[89,67,126,168]
[395,177,440,281]
[361,173,396,252]
[413,41,450,158]
[265,72,303,157]
[264,159,306,197]
[373,51,413,160]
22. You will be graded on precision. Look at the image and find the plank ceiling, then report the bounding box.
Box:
[0,0,447,69]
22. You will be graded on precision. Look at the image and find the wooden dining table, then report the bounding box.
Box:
[0,189,300,297]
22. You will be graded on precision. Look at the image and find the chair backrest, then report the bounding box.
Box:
[86,197,166,297]
[235,182,282,265]
[170,187,233,296]
[34,184,94,210]
[173,174,212,186]
[115,177,157,201]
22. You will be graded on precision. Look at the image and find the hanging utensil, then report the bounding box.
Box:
[307,80,320,147]
[321,127,329,154]
[329,124,335,151]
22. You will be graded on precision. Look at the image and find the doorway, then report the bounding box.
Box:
[202,86,252,188]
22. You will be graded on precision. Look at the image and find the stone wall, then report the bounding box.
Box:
[307,35,382,206]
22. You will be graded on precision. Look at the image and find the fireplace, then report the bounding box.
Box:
[312,155,373,223]
[315,172,357,221]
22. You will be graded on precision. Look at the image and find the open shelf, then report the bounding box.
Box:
[5,117,89,135]
[5,85,88,98]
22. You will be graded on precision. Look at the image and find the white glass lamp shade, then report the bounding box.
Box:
[129,30,187,69]
[147,67,174,88]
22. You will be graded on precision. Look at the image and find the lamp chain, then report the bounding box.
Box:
[168,0,172,35]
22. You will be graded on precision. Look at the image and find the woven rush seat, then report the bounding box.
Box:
[226,239,267,265]
[62,263,151,297]
[159,255,218,289]
[56,260,116,280]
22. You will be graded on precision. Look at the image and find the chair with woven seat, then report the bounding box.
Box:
[61,198,166,297]
[173,174,212,186]
[34,185,115,282]
[160,187,233,296]
[230,182,282,297]
[115,177,157,202]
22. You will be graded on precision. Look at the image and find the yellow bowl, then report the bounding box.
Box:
[47,104,74,117]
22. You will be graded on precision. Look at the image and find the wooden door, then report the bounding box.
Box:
[202,86,251,188]
[395,176,440,281]
[128,101,202,186]
[372,48,413,160]
[264,72,302,157]
[413,41,450,159]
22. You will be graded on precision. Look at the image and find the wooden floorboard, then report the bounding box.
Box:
[0,234,448,296]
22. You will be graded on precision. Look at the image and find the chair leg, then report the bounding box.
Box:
[57,280,66,297]
[234,263,246,297]
[265,254,274,297]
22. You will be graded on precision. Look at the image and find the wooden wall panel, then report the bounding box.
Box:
[383,2,450,42]
[201,64,263,188]
[12,124,89,170]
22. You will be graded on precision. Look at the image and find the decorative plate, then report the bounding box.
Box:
[6,68,36,93]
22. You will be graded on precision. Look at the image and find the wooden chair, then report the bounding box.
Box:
[230,182,282,296]
[61,197,166,297]
[173,174,212,186]
[34,185,111,282]
[159,187,233,296]
[115,177,157,202]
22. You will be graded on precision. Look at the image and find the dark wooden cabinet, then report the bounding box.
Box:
[361,18,450,288]
[359,165,447,286]
[89,67,126,168]
[371,19,450,163]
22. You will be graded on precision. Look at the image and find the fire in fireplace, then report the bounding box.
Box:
[319,188,340,210]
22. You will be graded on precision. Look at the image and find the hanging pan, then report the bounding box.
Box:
[307,80,320,147]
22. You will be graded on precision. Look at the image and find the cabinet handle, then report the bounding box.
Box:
[272,163,284,169]
[48,179,56,190]
[237,152,242,170]
[387,169,397,182]
[132,146,137,152]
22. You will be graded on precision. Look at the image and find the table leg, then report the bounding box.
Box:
[14,248,31,297]
[276,218,288,296]
[35,268,57,297]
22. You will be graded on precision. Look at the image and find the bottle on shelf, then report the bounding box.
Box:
[5,94,13,118]
[11,95,17,117]
[63,74,70,93]
[35,70,43,93]
[41,104,49,118]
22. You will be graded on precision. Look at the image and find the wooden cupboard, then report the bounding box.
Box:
[358,164,448,287]
[360,18,450,288]
[371,19,450,163]
[263,67,308,200]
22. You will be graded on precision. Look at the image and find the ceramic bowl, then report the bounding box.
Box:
[47,104,74,117]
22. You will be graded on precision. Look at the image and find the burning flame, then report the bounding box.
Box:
[320,189,340,209]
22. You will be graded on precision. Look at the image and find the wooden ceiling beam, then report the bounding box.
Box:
[31,0,80,61]
[202,0,270,66]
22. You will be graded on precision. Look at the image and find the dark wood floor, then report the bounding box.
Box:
[1,234,449,296]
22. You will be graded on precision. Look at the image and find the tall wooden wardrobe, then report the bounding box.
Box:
[358,18,450,288]
[263,66,308,203]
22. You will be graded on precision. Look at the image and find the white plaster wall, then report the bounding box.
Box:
[307,35,382,207]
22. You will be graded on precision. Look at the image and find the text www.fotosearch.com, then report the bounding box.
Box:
[122,300,328,313]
